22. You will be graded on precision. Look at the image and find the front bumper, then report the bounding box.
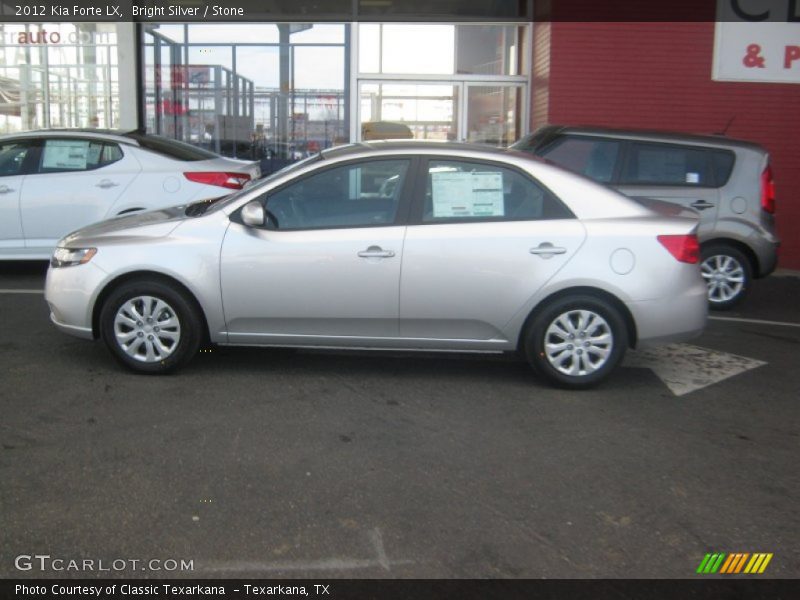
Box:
[44,261,109,340]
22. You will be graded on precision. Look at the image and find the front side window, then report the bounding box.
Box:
[0,141,33,176]
[265,159,410,230]
[621,142,711,186]
[422,159,572,223]
[38,139,123,173]
[538,137,621,183]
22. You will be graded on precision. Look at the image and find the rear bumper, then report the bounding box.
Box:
[628,277,708,347]
[750,233,780,278]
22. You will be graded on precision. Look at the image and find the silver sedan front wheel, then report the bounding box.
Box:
[100,279,203,374]
[544,310,613,377]
[113,296,181,363]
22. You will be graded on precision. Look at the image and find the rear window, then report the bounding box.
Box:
[621,142,712,186]
[125,133,219,161]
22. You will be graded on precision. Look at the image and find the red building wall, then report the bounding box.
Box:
[531,22,800,269]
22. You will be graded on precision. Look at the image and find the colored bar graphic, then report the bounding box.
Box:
[699,552,773,574]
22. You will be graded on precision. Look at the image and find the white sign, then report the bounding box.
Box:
[431,171,504,218]
[41,140,89,170]
[714,1,800,84]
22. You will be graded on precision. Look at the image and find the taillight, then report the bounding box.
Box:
[760,165,775,214]
[184,171,251,190]
[657,234,700,264]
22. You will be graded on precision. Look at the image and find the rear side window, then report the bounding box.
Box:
[621,142,712,186]
[538,137,621,183]
[126,133,218,161]
[421,159,573,223]
[38,139,123,173]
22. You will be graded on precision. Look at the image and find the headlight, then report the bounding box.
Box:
[50,247,97,268]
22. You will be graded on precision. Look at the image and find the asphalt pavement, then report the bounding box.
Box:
[1,263,798,578]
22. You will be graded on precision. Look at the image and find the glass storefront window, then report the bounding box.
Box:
[0,23,126,133]
[143,24,348,166]
[358,24,525,76]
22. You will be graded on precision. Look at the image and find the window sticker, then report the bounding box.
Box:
[42,140,89,170]
[431,171,504,218]
[686,172,700,184]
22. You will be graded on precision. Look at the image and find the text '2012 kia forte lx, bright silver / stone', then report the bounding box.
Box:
[45,142,707,388]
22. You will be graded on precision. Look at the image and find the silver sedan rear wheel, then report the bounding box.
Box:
[543,309,613,377]
[524,294,627,389]
[113,296,181,363]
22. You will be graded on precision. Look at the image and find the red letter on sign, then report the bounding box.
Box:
[785,45,800,68]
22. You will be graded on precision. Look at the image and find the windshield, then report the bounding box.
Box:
[183,154,323,217]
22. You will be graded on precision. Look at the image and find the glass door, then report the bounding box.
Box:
[464,83,524,147]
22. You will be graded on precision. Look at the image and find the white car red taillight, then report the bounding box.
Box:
[184,171,251,190]
[657,234,700,264]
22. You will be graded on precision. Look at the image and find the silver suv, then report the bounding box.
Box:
[512,126,780,309]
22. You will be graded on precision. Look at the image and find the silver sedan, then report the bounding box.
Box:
[45,142,707,388]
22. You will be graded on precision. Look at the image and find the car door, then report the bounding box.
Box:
[19,137,140,252]
[220,157,413,344]
[615,141,720,237]
[0,139,37,255]
[399,158,585,345]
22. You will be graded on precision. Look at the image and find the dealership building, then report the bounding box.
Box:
[0,0,798,267]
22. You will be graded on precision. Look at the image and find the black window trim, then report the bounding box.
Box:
[407,155,576,226]
[231,155,420,232]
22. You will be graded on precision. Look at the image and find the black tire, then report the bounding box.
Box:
[700,244,752,311]
[523,295,627,389]
[99,279,202,374]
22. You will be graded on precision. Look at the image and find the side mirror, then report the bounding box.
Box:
[241,200,265,227]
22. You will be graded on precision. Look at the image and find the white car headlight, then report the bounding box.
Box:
[50,247,97,268]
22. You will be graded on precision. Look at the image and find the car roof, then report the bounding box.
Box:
[0,129,140,146]
[531,124,766,152]
[320,140,511,160]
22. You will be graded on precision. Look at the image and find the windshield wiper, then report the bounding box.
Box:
[184,196,227,217]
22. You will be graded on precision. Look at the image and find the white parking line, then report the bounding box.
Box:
[709,316,800,328]
[0,289,44,294]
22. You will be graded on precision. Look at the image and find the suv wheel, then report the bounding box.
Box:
[700,244,752,310]
[523,295,627,389]
[99,280,202,374]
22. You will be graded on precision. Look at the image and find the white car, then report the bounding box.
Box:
[0,130,260,259]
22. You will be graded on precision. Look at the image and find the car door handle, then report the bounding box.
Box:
[530,242,567,257]
[358,246,395,258]
[690,200,715,210]
[0,185,14,194]
[96,179,119,189]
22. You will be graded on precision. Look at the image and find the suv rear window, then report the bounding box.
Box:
[621,142,712,186]
[124,133,218,161]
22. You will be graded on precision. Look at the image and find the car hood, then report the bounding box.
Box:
[60,205,187,247]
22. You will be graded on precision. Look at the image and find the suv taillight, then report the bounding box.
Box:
[761,165,775,214]
[657,234,699,264]
[184,171,251,190]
